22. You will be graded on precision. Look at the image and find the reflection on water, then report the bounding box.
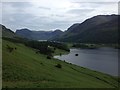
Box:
[54,47,118,76]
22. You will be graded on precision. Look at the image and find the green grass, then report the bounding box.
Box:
[2,40,119,88]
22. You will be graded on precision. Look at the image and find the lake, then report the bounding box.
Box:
[54,47,119,76]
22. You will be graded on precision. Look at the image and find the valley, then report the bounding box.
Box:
[1,14,119,88]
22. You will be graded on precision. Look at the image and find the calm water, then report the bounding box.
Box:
[54,47,119,76]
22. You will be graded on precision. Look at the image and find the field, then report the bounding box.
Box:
[2,39,119,88]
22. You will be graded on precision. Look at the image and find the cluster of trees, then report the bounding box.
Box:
[25,41,54,55]
[47,41,70,52]
[25,41,54,56]
[25,41,70,55]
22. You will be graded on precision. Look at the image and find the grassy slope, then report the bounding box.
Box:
[2,40,119,88]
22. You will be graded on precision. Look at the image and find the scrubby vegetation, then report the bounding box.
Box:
[47,55,52,59]
[55,64,62,68]
[6,45,14,53]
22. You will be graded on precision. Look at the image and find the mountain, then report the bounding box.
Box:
[1,14,119,43]
[48,29,64,40]
[16,29,63,40]
[1,24,16,38]
[53,15,119,43]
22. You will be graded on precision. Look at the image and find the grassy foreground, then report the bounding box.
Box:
[2,40,119,88]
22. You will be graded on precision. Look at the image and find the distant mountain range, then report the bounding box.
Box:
[16,29,63,40]
[53,15,119,43]
[1,14,119,44]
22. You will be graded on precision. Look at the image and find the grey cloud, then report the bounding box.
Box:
[50,14,65,18]
[67,9,94,15]
[3,2,32,8]
[2,11,68,31]
[2,6,91,31]
[38,22,71,31]
[72,2,117,8]
[2,1,117,32]
[28,18,72,31]
[38,6,51,10]
[2,12,36,31]
[2,2,33,16]
[88,2,118,4]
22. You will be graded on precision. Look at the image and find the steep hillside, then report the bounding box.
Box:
[1,24,16,38]
[53,15,119,43]
[2,39,119,88]
[16,29,63,40]
[2,24,119,88]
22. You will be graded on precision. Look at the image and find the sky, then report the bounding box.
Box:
[1,0,119,32]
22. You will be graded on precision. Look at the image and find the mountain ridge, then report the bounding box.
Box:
[53,15,119,43]
[1,14,119,44]
[16,28,63,40]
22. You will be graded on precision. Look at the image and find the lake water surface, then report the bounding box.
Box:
[54,47,118,76]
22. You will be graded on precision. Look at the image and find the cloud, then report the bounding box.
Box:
[6,2,32,8]
[67,8,94,16]
[1,0,119,32]
[38,6,51,10]
[1,0,120,2]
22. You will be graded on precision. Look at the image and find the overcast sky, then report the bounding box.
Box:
[1,0,119,32]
